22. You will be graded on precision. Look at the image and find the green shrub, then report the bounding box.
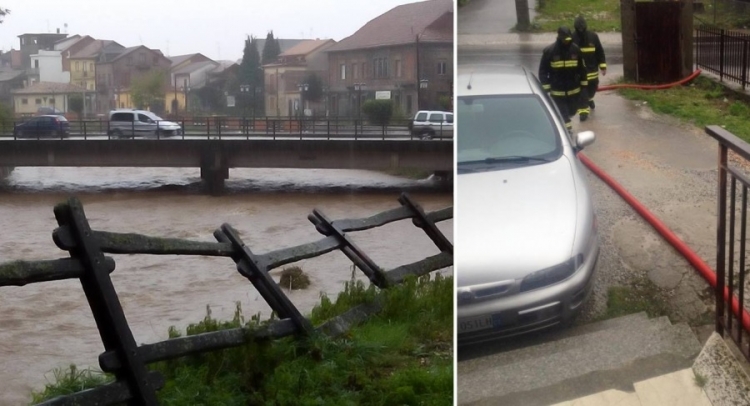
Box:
[362,99,394,126]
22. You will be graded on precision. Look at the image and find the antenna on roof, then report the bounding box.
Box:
[467,72,474,90]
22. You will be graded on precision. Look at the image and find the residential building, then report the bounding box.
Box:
[18,32,69,85]
[167,53,218,114]
[69,40,125,115]
[0,69,26,106]
[325,0,453,117]
[12,81,87,115]
[262,39,336,117]
[0,50,23,69]
[29,34,95,84]
[94,45,173,114]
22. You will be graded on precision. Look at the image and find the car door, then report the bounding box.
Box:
[137,113,156,137]
[428,112,446,137]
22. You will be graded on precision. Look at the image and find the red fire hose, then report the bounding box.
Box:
[597,69,703,91]
[579,68,750,332]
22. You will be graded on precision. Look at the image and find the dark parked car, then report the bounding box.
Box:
[13,115,70,138]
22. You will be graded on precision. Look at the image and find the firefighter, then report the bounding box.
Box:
[539,26,589,133]
[572,15,607,116]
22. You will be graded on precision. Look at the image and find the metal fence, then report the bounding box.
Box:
[1,116,454,141]
[696,25,750,89]
[0,193,453,405]
[706,125,750,362]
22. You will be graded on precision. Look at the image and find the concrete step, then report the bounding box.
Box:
[693,331,750,406]
[549,368,712,406]
[458,316,702,405]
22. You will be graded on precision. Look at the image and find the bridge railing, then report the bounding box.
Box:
[707,124,750,362]
[1,116,455,141]
[0,193,453,405]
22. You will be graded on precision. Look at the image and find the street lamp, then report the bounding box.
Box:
[353,82,365,119]
[419,79,428,110]
[181,80,191,113]
[113,87,120,109]
[240,84,251,133]
[297,83,309,118]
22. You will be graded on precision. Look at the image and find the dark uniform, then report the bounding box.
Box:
[572,15,607,113]
[539,27,589,133]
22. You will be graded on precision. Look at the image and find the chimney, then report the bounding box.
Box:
[56,28,60,34]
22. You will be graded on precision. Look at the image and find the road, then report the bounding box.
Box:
[457,2,718,404]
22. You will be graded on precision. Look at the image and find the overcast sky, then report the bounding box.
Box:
[0,0,433,62]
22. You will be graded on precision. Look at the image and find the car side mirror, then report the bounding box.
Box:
[575,130,595,150]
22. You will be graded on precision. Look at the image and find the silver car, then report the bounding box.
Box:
[456,65,600,345]
[108,109,183,138]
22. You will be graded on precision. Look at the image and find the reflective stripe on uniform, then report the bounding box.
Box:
[580,47,596,53]
[550,87,581,96]
[599,63,607,69]
[577,107,590,115]
[542,84,551,90]
[550,60,579,68]
[587,72,599,80]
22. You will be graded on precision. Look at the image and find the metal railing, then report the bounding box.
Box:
[696,25,750,89]
[0,193,453,405]
[1,116,454,141]
[707,124,750,361]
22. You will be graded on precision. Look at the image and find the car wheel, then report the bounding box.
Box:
[15,130,22,138]
[421,130,434,140]
[112,129,123,138]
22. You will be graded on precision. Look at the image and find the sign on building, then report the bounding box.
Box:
[227,95,235,107]
[375,91,391,100]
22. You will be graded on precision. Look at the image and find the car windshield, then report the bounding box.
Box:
[457,94,562,169]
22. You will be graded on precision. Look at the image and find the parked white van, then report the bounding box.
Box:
[107,109,182,138]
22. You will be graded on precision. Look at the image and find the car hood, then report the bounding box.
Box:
[456,156,578,288]
[156,120,180,127]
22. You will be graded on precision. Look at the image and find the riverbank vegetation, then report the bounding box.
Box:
[31,273,453,405]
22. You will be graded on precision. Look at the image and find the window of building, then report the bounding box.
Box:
[352,63,358,79]
[340,64,346,80]
[437,61,447,75]
[49,98,55,105]
[90,63,94,71]
[21,98,28,105]
[362,62,366,78]
[373,58,389,79]
[75,61,80,71]
[395,60,402,78]
[35,98,42,105]
[34,60,39,68]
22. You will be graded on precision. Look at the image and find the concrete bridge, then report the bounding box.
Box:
[0,138,453,194]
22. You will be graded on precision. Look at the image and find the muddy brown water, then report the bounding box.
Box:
[0,167,453,405]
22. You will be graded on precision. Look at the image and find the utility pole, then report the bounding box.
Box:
[515,0,531,31]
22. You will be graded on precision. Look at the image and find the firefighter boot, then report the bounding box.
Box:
[589,100,596,110]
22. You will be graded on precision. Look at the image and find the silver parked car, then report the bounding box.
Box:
[108,109,182,138]
[456,65,600,345]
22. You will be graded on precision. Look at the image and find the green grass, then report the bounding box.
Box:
[617,75,750,143]
[531,0,621,32]
[533,0,750,32]
[597,278,670,321]
[30,274,453,406]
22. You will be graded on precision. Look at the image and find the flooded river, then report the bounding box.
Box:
[0,167,453,405]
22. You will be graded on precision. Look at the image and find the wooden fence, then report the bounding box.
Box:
[0,193,453,405]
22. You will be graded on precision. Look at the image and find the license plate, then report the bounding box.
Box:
[458,314,501,334]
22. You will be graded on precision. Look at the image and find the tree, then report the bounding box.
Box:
[239,36,263,115]
[261,31,281,65]
[130,69,167,112]
[68,94,84,118]
[302,72,323,103]
[0,8,10,24]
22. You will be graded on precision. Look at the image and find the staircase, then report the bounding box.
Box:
[458,312,714,405]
